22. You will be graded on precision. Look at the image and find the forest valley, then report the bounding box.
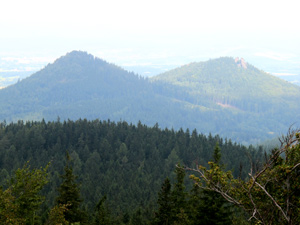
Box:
[0,119,299,224]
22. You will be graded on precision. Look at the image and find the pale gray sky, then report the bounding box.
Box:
[1,0,300,76]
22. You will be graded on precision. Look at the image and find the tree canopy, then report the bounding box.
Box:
[189,128,300,225]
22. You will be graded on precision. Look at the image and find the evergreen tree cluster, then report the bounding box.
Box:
[153,166,233,225]
[0,118,264,223]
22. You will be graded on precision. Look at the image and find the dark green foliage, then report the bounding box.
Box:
[170,165,188,223]
[187,184,203,225]
[94,195,111,225]
[190,130,300,224]
[56,153,86,223]
[196,190,232,225]
[0,163,49,224]
[153,178,172,225]
[0,118,264,222]
[122,212,130,224]
[153,166,233,225]
[12,164,49,224]
[213,142,221,165]
[193,141,233,225]
[130,207,148,225]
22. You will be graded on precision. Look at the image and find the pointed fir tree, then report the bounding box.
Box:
[152,178,172,225]
[0,162,49,225]
[130,207,147,225]
[196,142,232,225]
[197,189,232,225]
[56,152,86,224]
[213,141,221,165]
[94,195,111,225]
[187,184,203,225]
[170,164,189,224]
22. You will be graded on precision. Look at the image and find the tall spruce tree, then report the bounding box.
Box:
[213,141,221,165]
[0,163,49,225]
[153,178,172,225]
[187,184,203,225]
[56,152,86,223]
[189,129,300,224]
[191,142,233,225]
[197,189,232,225]
[94,195,111,225]
[171,165,188,224]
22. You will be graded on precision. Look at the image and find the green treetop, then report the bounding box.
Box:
[56,152,86,224]
[189,128,300,225]
[0,162,49,224]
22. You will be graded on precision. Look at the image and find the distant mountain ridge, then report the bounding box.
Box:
[152,57,298,94]
[151,57,300,113]
[0,51,299,144]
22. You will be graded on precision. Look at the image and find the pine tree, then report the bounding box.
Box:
[130,207,147,225]
[171,165,186,215]
[171,165,189,224]
[56,152,86,223]
[46,204,70,225]
[197,189,232,225]
[153,178,172,225]
[213,141,221,165]
[94,195,111,225]
[0,162,49,224]
[187,184,203,225]
[189,142,233,225]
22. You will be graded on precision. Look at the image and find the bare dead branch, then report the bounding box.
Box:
[253,179,289,222]
[291,162,300,172]
[185,127,300,224]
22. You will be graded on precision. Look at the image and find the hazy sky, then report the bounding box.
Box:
[1,0,300,74]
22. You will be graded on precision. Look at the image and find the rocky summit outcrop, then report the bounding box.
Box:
[235,57,247,69]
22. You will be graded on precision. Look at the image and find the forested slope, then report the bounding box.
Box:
[0,119,263,220]
[152,57,300,105]
[0,51,299,144]
[151,57,300,143]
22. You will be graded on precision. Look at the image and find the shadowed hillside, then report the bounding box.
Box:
[0,51,299,144]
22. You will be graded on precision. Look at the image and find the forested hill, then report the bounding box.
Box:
[0,51,299,144]
[152,57,300,113]
[151,57,300,143]
[0,119,263,222]
[0,51,154,121]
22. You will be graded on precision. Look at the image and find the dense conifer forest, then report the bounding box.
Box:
[0,118,265,224]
